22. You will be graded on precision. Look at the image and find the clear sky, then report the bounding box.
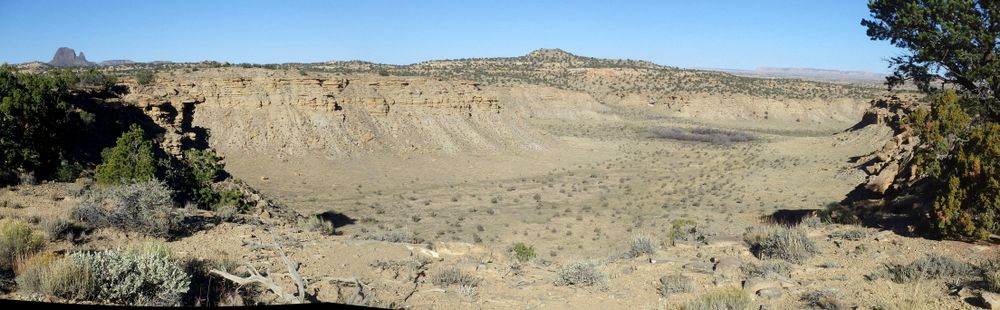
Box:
[0,0,900,73]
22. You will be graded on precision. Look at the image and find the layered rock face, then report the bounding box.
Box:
[123,68,557,159]
[48,47,95,67]
[850,96,923,195]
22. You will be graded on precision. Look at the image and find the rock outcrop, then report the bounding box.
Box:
[48,47,95,67]
[850,96,922,195]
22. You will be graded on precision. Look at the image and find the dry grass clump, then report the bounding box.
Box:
[986,269,1000,293]
[827,229,868,241]
[652,127,754,145]
[683,287,752,310]
[15,251,94,300]
[297,216,335,235]
[0,218,46,270]
[867,255,975,283]
[658,274,692,297]
[744,226,818,263]
[554,262,606,287]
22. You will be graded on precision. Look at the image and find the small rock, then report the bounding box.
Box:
[757,288,782,299]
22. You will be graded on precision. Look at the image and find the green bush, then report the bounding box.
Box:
[0,65,73,177]
[904,91,1000,240]
[0,218,46,270]
[135,70,155,86]
[94,125,158,186]
[510,242,536,262]
[71,181,180,238]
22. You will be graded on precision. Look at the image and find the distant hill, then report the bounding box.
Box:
[48,47,95,67]
[706,67,887,84]
[98,59,136,66]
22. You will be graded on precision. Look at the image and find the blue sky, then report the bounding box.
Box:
[0,0,900,73]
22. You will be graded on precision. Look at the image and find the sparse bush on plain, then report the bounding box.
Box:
[297,216,335,235]
[0,218,46,270]
[432,268,480,288]
[652,127,754,145]
[624,235,657,258]
[358,229,418,243]
[554,262,605,287]
[868,255,975,283]
[71,181,181,238]
[658,274,692,297]
[744,226,818,263]
[510,242,536,262]
[683,287,753,310]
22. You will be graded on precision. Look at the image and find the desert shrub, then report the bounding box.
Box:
[624,235,657,258]
[94,125,158,186]
[75,68,117,90]
[868,255,975,283]
[510,242,536,262]
[741,260,792,279]
[985,269,1000,293]
[801,289,844,310]
[54,160,85,182]
[40,217,72,241]
[0,218,46,270]
[670,219,704,243]
[73,245,188,306]
[71,181,180,238]
[652,127,754,145]
[818,202,860,225]
[554,262,605,287]
[432,268,480,288]
[214,205,239,222]
[658,274,692,296]
[135,70,155,85]
[744,226,818,263]
[683,287,752,310]
[297,216,335,235]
